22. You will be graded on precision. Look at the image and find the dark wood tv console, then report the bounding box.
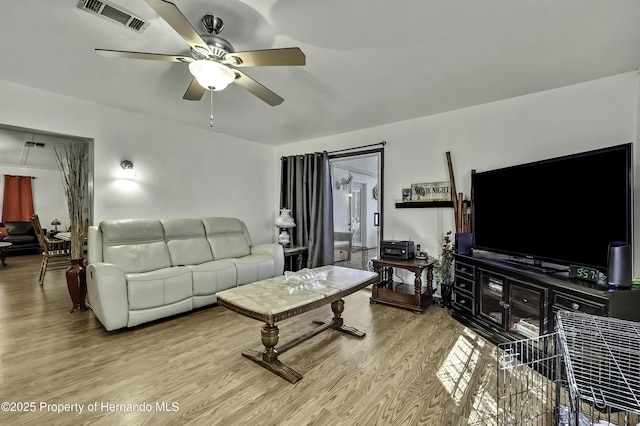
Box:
[452,253,640,345]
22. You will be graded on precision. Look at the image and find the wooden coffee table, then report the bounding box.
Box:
[216,265,378,383]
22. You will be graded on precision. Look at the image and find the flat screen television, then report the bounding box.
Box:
[471,143,633,271]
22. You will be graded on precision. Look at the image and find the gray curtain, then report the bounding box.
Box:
[280,152,334,267]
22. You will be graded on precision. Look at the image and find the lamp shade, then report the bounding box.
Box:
[51,219,61,226]
[188,60,236,91]
[275,208,296,228]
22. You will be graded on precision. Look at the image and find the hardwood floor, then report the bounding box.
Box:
[0,253,499,425]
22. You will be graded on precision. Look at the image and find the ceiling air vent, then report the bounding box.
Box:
[77,0,149,34]
[24,141,46,148]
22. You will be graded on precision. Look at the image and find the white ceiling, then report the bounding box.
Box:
[0,126,85,170]
[1,0,639,149]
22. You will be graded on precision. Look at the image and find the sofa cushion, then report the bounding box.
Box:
[187,259,237,295]
[202,217,251,260]
[0,227,8,238]
[100,219,171,274]
[4,235,36,244]
[126,267,192,310]
[162,218,213,266]
[234,254,277,285]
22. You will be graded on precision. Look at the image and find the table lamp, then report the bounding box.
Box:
[51,218,61,232]
[275,208,296,247]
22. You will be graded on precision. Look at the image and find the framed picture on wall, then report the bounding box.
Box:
[402,188,411,202]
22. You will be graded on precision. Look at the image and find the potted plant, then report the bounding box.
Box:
[55,141,88,313]
[434,231,454,307]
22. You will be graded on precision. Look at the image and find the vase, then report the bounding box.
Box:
[66,258,88,313]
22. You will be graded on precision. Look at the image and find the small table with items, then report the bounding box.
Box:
[0,242,12,267]
[283,245,308,272]
[370,257,436,314]
[54,232,71,241]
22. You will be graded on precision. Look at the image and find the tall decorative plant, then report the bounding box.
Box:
[55,141,88,313]
[55,141,88,260]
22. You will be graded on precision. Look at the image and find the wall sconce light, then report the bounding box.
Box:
[120,160,136,179]
[335,175,353,191]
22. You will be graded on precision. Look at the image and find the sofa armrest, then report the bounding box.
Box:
[86,262,129,331]
[251,243,285,276]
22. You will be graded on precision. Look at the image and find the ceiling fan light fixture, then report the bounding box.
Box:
[188,60,235,91]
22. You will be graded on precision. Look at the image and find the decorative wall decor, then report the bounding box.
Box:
[402,188,411,201]
[410,181,451,202]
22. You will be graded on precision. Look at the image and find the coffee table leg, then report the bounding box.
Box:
[313,299,366,338]
[242,322,303,384]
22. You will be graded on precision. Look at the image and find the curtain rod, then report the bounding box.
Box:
[281,141,386,160]
[327,141,386,155]
[3,174,36,179]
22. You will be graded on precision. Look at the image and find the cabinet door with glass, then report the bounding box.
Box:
[479,270,548,338]
[478,270,507,328]
[507,279,548,338]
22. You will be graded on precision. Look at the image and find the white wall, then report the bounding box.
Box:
[331,166,351,233]
[0,166,68,230]
[2,72,637,273]
[0,80,277,244]
[277,71,639,274]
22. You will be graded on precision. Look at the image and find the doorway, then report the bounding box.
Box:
[329,149,383,266]
[0,124,94,227]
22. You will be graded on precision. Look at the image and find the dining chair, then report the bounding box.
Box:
[30,214,70,286]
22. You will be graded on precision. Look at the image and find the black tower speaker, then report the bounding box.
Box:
[607,242,632,288]
[455,233,473,255]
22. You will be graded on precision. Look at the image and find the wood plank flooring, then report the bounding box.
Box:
[0,253,499,425]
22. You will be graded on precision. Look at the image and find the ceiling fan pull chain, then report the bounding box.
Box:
[210,90,214,127]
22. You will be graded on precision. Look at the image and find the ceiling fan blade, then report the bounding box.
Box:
[144,0,211,56]
[223,47,306,67]
[183,78,206,101]
[233,70,284,106]
[96,49,192,63]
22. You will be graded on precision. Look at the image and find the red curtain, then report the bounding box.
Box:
[2,175,35,222]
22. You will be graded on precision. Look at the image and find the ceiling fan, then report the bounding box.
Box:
[95,0,305,106]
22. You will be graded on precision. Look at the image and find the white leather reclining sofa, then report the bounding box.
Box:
[87,217,284,331]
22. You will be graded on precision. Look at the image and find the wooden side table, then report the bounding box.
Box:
[0,241,12,267]
[283,246,308,272]
[370,257,435,313]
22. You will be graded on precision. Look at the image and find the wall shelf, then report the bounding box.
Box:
[395,201,454,208]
